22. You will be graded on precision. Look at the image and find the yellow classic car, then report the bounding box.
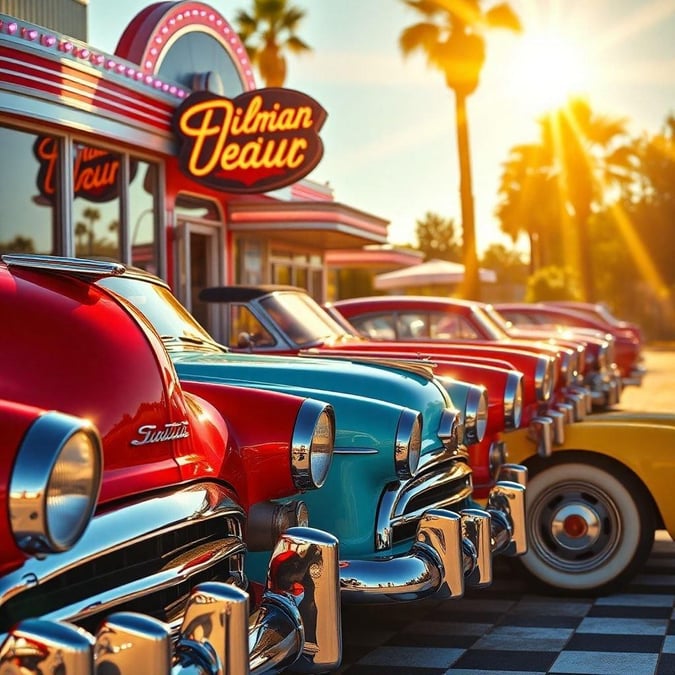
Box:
[505,411,675,594]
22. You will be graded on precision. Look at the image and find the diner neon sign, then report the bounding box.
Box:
[174,88,327,193]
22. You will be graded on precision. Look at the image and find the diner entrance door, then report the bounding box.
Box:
[176,220,222,336]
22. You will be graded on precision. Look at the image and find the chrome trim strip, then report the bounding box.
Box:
[2,253,126,276]
[504,370,524,430]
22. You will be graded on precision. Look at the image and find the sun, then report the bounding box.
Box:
[509,31,592,114]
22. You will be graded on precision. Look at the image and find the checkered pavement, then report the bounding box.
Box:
[334,533,675,675]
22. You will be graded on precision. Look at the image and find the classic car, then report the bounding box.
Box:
[197,285,675,595]
[545,300,645,347]
[0,254,343,673]
[328,294,620,411]
[495,302,646,387]
[505,411,675,595]
[198,284,590,452]
[93,264,529,601]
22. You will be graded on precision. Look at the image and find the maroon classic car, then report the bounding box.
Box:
[495,301,646,387]
[0,255,343,673]
[330,294,622,410]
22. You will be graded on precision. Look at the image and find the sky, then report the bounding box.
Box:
[87,0,675,257]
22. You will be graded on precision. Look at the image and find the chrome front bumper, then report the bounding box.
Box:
[340,462,527,604]
[0,484,342,674]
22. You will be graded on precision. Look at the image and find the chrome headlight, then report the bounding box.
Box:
[463,385,488,446]
[534,356,555,403]
[292,400,335,490]
[394,408,423,479]
[437,406,461,451]
[576,345,586,375]
[504,371,524,430]
[10,411,103,553]
[558,351,573,387]
[605,339,616,367]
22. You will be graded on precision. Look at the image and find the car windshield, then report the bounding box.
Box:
[260,292,350,346]
[99,276,222,351]
[469,305,508,340]
[476,305,511,339]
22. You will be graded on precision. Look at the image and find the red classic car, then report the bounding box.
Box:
[545,300,645,347]
[330,294,621,410]
[0,255,343,673]
[198,285,591,490]
[495,302,646,387]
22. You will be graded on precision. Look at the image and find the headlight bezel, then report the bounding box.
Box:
[504,370,524,430]
[291,399,336,491]
[534,355,555,403]
[10,411,103,554]
[394,408,423,479]
[463,384,488,446]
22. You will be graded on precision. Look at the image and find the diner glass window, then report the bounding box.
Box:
[72,142,121,260]
[0,126,60,255]
[129,160,159,274]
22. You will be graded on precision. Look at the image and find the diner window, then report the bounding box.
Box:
[130,160,160,274]
[0,126,60,255]
[72,142,122,260]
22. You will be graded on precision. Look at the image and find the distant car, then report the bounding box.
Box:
[98,268,529,603]
[329,294,621,410]
[0,254,343,673]
[197,284,602,497]
[495,302,646,387]
[545,300,645,347]
[199,285,673,596]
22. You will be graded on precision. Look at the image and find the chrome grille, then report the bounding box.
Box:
[375,458,474,551]
[1,483,246,640]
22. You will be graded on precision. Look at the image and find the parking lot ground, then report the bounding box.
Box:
[337,532,675,674]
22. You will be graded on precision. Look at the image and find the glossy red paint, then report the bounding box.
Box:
[0,261,311,575]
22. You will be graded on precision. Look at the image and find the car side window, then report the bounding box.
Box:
[430,312,479,340]
[398,313,429,339]
[349,314,396,340]
[229,305,276,347]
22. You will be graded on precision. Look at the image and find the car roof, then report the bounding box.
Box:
[333,295,477,309]
[199,285,305,303]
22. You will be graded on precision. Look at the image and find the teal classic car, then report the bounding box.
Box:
[95,265,528,603]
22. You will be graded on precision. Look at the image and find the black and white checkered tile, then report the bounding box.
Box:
[334,533,675,675]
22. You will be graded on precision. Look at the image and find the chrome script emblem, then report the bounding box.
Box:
[132,420,190,445]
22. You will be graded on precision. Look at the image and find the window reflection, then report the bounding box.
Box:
[72,142,121,259]
[0,126,59,255]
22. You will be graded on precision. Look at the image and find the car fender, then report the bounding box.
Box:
[505,413,675,536]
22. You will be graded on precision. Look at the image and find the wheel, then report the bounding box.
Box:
[514,456,655,595]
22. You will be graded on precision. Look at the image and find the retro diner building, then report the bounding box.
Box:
[0,0,389,338]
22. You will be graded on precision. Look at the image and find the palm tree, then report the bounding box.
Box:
[496,97,635,299]
[399,0,521,299]
[235,0,311,87]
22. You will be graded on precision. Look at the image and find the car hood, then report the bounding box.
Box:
[170,350,453,454]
